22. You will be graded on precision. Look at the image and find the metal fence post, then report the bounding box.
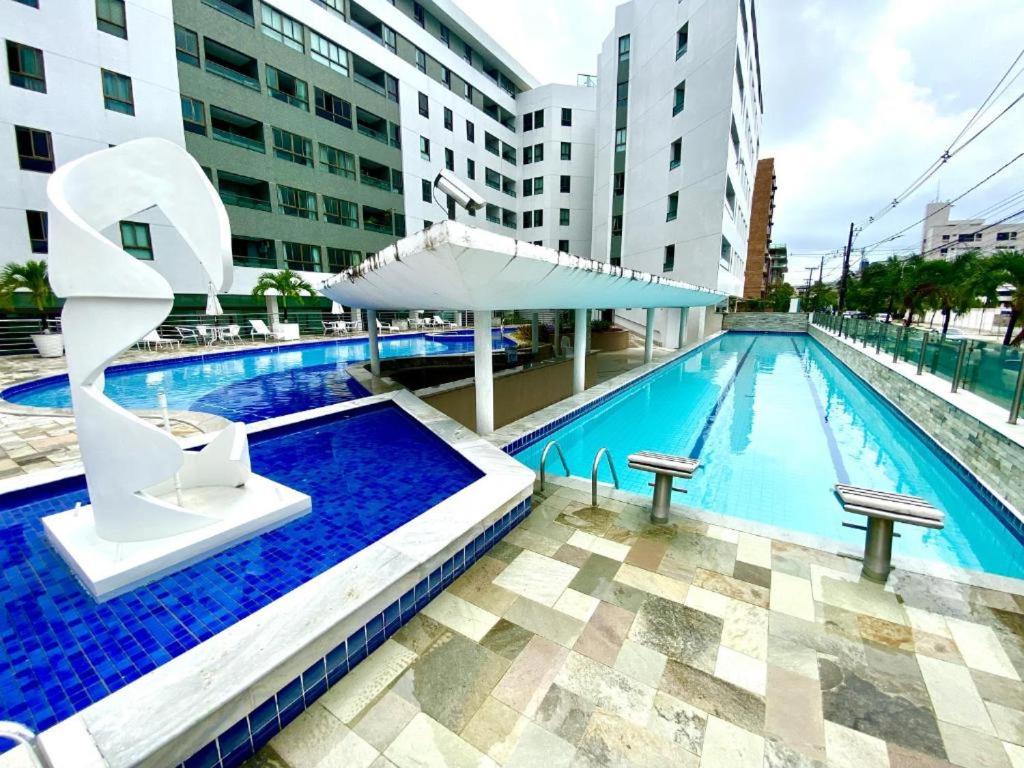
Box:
[875,324,887,354]
[916,331,930,375]
[951,339,969,393]
[892,326,904,363]
[1010,353,1024,425]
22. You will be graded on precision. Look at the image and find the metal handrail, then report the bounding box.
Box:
[0,721,50,768]
[539,440,570,491]
[591,447,620,507]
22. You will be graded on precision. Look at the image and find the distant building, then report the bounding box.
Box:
[767,243,787,286]
[742,157,776,298]
[921,202,1022,260]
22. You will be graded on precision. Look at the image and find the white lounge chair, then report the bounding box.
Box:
[322,319,348,335]
[432,315,456,329]
[219,324,242,344]
[195,324,216,345]
[249,318,284,341]
[140,330,180,350]
[376,318,398,333]
[176,326,200,344]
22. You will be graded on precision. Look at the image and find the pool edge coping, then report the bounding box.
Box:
[5,390,534,768]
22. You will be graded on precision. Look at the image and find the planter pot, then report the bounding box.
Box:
[31,332,64,358]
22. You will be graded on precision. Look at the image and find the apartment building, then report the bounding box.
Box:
[742,157,776,299]
[767,243,787,287]
[3,0,754,317]
[922,202,1022,260]
[591,0,762,342]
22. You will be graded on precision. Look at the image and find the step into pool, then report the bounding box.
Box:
[515,332,1024,578]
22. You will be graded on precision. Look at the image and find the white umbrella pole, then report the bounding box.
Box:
[158,390,184,507]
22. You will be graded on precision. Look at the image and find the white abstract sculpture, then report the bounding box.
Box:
[42,139,310,598]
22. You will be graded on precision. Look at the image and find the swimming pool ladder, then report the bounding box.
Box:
[591,447,620,507]
[539,440,571,491]
[0,721,51,768]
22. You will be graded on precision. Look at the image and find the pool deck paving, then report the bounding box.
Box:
[246,482,1024,768]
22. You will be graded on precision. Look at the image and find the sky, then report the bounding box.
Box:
[453,0,1024,285]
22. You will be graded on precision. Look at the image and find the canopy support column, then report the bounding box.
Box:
[644,308,656,363]
[366,309,381,377]
[697,307,707,340]
[573,308,588,395]
[531,312,539,353]
[553,311,561,358]
[678,307,690,349]
[474,310,494,434]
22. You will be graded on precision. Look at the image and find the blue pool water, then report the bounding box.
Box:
[516,332,1024,578]
[3,331,515,422]
[0,402,482,737]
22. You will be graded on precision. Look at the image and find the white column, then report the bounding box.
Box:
[474,310,494,434]
[531,312,539,352]
[678,307,690,349]
[696,307,707,340]
[367,308,381,377]
[553,311,561,358]
[454,311,463,327]
[644,307,656,363]
[573,308,588,394]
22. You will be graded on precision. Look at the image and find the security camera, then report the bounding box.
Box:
[434,169,485,212]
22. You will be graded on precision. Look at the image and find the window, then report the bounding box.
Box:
[210,106,264,151]
[560,142,571,161]
[444,107,453,131]
[327,248,361,271]
[232,237,276,268]
[418,92,429,118]
[615,128,626,153]
[618,35,630,62]
[523,113,533,132]
[382,26,397,54]
[12,0,40,6]
[284,242,322,272]
[462,41,472,63]
[421,179,432,203]
[445,147,454,171]
[523,146,533,165]
[485,132,499,156]
[533,176,544,194]
[561,108,572,127]
[611,215,622,235]
[559,208,570,226]
[315,88,351,128]
[413,2,425,27]
[175,26,199,66]
[218,171,271,211]
[534,143,544,162]
[720,236,732,267]
[96,0,127,38]
[485,168,500,190]
[272,127,313,166]
[391,168,403,194]
[534,109,544,129]
[673,81,686,115]
[202,0,254,23]
[442,67,451,90]
[101,70,134,115]
[415,48,426,73]
[663,244,675,272]
[26,211,47,253]
[363,205,393,234]
[390,123,401,149]
[319,143,355,178]
[439,24,450,48]
[735,52,745,99]
[731,117,740,158]
[670,138,682,170]
[7,42,45,92]
[466,120,475,142]
[464,82,473,101]
[560,175,571,193]
[666,192,679,221]
[485,204,500,224]
[725,178,735,215]
[267,66,308,110]
[466,159,475,179]
[502,209,516,229]
[205,39,259,90]
[676,23,688,59]
[532,241,543,247]
[323,196,358,227]
[523,179,533,197]
[120,221,153,260]
[997,231,1018,241]
[523,211,532,228]
[616,81,629,106]
[180,96,206,134]
[419,136,430,160]
[613,172,625,195]
[310,32,348,76]
[278,185,317,219]
[940,248,949,255]
[558,239,569,252]
[534,210,543,227]
[446,196,456,220]
[501,142,516,165]
[261,5,304,51]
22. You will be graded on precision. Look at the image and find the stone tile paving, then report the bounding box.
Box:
[247,483,1024,768]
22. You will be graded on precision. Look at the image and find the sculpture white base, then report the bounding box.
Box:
[43,476,312,601]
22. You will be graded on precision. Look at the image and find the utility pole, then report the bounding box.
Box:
[838,222,855,313]
[804,266,817,294]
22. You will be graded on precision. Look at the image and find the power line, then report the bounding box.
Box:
[915,205,1024,260]
[969,186,1024,220]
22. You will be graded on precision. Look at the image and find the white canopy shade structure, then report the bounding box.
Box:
[320,221,725,434]
[205,283,224,316]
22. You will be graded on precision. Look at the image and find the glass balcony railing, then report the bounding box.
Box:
[212,128,264,152]
[201,0,254,25]
[364,221,393,234]
[206,60,260,91]
[218,190,271,211]
[356,124,388,144]
[354,71,386,97]
[360,174,391,191]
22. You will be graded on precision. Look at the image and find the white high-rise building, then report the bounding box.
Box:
[921,201,1022,260]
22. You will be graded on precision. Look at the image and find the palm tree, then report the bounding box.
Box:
[985,251,1024,345]
[250,269,315,321]
[0,260,55,330]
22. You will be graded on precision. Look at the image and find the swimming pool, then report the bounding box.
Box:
[515,332,1024,578]
[0,401,484,739]
[2,330,515,422]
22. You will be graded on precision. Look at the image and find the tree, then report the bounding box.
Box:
[985,251,1024,345]
[805,281,837,312]
[0,260,55,329]
[250,269,315,321]
[768,282,795,312]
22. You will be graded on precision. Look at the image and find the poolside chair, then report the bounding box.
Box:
[219,324,242,345]
[140,329,180,350]
[432,315,456,329]
[176,326,200,344]
[195,325,216,346]
[376,318,398,333]
[322,319,348,335]
[250,319,284,341]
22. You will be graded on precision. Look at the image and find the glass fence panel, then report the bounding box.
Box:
[960,341,1022,409]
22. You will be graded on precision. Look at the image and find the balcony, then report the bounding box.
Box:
[353,55,398,102]
[218,171,271,211]
[210,106,264,152]
[231,236,276,268]
[362,206,393,234]
[355,108,389,144]
[359,157,393,191]
[201,0,254,25]
[204,39,260,91]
